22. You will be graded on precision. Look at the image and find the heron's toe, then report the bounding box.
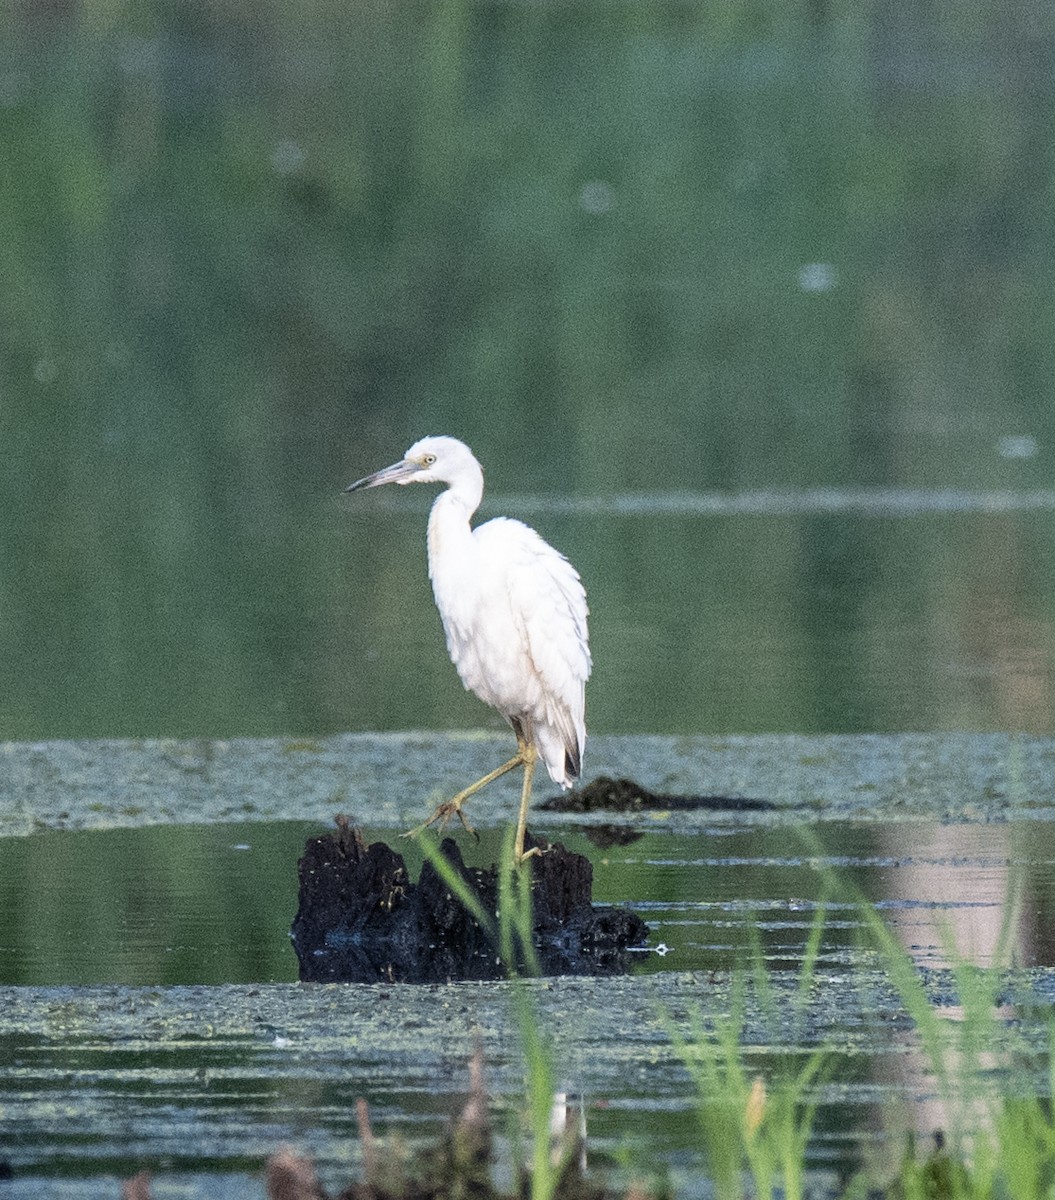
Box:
[441,801,477,838]
[401,800,478,841]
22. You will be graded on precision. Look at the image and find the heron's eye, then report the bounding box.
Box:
[422,454,437,467]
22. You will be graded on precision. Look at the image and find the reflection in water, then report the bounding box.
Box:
[880,824,1021,970]
[962,515,1054,735]
[879,822,1028,1150]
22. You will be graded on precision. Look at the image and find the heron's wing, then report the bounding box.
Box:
[478,518,591,781]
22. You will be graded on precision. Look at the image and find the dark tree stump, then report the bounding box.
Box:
[291,816,649,983]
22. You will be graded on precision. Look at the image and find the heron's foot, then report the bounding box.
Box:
[514,844,542,867]
[401,800,478,842]
[513,833,551,868]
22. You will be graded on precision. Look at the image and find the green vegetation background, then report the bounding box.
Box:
[2,0,1053,742]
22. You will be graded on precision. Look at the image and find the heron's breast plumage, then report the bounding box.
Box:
[426,502,590,787]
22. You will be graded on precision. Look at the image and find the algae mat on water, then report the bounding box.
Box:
[2,732,1055,836]
[4,968,1052,1196]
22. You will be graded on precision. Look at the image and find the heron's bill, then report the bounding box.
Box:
[344,459,416,492]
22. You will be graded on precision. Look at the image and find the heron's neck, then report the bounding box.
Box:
[426,476,482,590]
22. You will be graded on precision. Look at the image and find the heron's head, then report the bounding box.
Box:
[344,436,482,493]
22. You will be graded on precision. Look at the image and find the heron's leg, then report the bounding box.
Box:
[512,744,539,867]
[402,748,526,840]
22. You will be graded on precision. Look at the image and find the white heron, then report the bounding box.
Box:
[345,436,591,866]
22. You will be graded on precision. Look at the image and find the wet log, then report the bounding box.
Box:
[291,817,648,983]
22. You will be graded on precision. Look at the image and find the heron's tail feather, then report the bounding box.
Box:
[564,743,581,782]
[533,715,583,789]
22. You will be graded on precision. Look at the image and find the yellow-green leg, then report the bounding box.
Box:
[402,740,528,840]
[512,743,539,867]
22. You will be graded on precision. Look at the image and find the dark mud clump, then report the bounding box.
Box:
[290,816,649,983]
[537,775,774,848]
[540,774,773,814]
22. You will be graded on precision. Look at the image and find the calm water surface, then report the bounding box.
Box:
[1,817,1048,986]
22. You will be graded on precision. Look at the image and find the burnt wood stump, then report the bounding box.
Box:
[291,816,648,983]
